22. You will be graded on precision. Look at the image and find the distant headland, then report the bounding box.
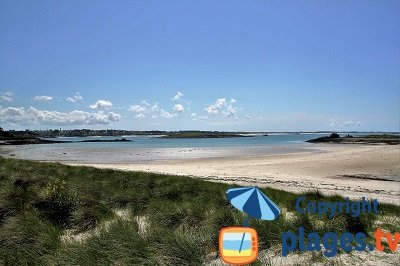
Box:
[306,133,400,145]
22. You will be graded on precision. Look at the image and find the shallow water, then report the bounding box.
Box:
[0,133,363,163]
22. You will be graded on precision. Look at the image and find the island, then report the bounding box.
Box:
[158,131,251,138]
[306,133,400,145]
[0,130,132,145]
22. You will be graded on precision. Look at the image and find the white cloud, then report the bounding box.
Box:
[173,91,184,101]
[66,92,83,103]
[128,104,147,113]
[191,113,197,120]
[90,100,113,110]
[225,104,238,118]
[344,121,354,126]
[173,103,184,113]
[205,98,240,119]
[108,112,121,122]
[152,115,158,119]
[34,95,53,102]
[141,100,150,106]
[0,91,13,102]
[160,108,175,119]
[205,98,226,115]
[0,106,120,125]
[344,120,362,127]
[246,115,252,119]
[151,103,159,112]
[0,106,25,117]
[328,119,338,127]
[134,113,146,119]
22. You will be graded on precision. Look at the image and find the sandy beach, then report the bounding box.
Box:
[63,144,400,205]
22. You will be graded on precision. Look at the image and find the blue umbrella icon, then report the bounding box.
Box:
[226,186,281,221]
[225,187,281,254]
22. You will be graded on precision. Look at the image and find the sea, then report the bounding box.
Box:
[0,133,392,164]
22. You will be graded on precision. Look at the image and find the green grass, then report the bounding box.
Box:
[0,157,399,265]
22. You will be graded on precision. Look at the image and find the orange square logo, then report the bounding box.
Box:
[219,227,258,265]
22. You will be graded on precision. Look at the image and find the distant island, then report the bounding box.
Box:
[1,128,400,145]
[0,138,132,145]
[158,131,250,138]
[0,129,253,144]
[0,129,132,145]
[307,133,400,145]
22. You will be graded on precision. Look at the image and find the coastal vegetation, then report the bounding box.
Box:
[158,131,249,138]
[307,133,400,145]
[0,127,132,145]
[0,157,398,265]
[0,128,249,143]
[1,129,251,138]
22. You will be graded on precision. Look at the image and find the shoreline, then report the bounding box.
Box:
[1,143,399,205]
[63,144,400,205]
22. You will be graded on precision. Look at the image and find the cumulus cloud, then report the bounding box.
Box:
[0,106,120,125]
[0,91,13,102]
[0,106,25,117]
[173,91,184,101]
[173,104,184,113]
[151,103,159,112]
[328,119,362,127]
[141,100,150,107]
[344,121,354,126]
[205,98,226,115]
[134,113,146,119]
[328,119,338,127]
[34,95,53,102]
[128,104,147,113]
[66,92,83,103]
[225,104,239,118]
[205,98,240,119]
[344,120,362,127]
[90,100,113,110]
[108,112,121,122]
[160,108,175,119]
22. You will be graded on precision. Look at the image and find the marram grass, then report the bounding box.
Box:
[0,157,398,265]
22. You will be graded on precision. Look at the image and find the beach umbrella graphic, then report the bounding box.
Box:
[226,187,281,222]
[225,187,281,255]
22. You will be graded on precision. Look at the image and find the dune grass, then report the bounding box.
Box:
[0,157,398,265]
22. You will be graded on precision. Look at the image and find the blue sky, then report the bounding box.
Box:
[0,0,399,131]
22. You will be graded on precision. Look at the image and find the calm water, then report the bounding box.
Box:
[42,133,337,149]
[0,133,381,163]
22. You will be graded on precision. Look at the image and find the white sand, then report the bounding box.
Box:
[68,144,400,205]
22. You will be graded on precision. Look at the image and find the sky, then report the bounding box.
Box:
[0,0,399,132]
